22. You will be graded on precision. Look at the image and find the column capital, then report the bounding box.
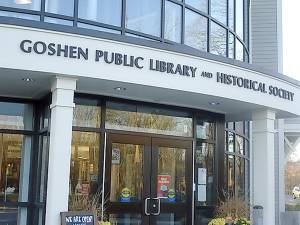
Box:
[51,76,77,92]
[252,109,276,121]
[50,76,77,109]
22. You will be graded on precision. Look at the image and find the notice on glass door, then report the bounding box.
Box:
[197,185,206,202]
[198,168,207,185]
[157,175,171,198]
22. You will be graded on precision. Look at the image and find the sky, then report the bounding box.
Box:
[282,1,300,81]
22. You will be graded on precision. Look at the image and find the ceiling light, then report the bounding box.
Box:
[114,87,126,91]
[15,0,32,4]
[22,77,35,82]
[209,102,220,106]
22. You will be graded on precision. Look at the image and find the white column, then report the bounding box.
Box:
[45,76,77,225]
[252,110,276,225]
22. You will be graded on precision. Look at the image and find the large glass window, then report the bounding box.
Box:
[185,9,207,51]
[236,0,244,39]
[126,0,161,37]
[228,0,234,30]
[0,102,33,130]
[228,32,234,59]
[225,121,250,201]
[0,0,41,10]
[70,132,100,197]
[78,0,122,27]
[185,0,208,13]
[210,22,227,57]
[165,1,182,43]
[106,101,193,137]
[236,39,244,61]
[211,0,227,25]
[45,0,74,16]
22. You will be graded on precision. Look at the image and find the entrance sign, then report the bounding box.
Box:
[61,211,96,225]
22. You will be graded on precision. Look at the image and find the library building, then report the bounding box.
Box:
[0,0,299,225]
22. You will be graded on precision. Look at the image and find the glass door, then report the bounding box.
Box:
[150,138,192,225]
[105,134,192,225]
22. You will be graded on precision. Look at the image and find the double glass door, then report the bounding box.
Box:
[106,134,192,225]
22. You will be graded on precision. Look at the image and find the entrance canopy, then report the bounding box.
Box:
[0,24,300,121]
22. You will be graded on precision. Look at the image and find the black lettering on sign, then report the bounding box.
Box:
[60,212,96,225]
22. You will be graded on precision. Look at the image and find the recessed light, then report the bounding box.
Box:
[15,0,32,4]
[114,87,126,91]
[22,77,35,82]
[209,102,220,106]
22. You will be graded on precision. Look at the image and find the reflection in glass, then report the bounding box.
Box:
[158,147,186,202]
[110,143,143,202]
[228,0,234,30]
[195,143,214,205]
[228,132,234,153]
[0,0,40,10]
[236,39,243,61]
[185,0,208,13]
[45,0,74,16]
[228,155,235,197]
[70,132,100,197]
[196,121,215,140]
[236,135,244,155]
[165,1,182,43]
[0,102,33,130]
[126,0,161,37]
[228,33,234,58]
[106,102,192,137]
[78,0,122,27]
[236,0,244,39]
[157,213,186,225]
[109,214,142,225]
[185,9,207,51]
[235,121,244,134]
[211,0,227,25]
[236,157,245,199]
[210,22,226,57]
[37,135,49,203]
[73,105,101,128]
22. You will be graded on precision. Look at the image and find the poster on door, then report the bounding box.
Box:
[157,175,171,198]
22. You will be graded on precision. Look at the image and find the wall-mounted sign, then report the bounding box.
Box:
[19,39,295,102]
[61,211,96,225]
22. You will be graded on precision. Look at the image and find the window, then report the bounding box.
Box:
[236,39,244,61]
[210,22,227,57]
[70,132,100,197]
[228,0,234,30]
[165,1,182,43]
[185,9,207,51]
[0,0,41,10]
[228,32,234,58]
[126,0,161,37]
[78,0,122,27]
[185,0,208,13]
[45,0,74,16]
[211,0,227,25]
[106,101,193,137]
[236,0,244,39]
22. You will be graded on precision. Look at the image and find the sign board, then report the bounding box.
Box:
[112,148,120,164]
[61,211,96,225]
[197,185,206,202]
[198,168,207,185]
[157,175,171,198]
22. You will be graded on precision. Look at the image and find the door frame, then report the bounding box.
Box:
[104,132,193,225]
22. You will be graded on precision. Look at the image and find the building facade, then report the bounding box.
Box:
[0,0,299,225]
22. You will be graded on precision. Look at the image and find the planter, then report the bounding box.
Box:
[99,222,111,225]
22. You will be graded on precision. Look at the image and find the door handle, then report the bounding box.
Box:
[145,197,151,215]
[151,197,167,216]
